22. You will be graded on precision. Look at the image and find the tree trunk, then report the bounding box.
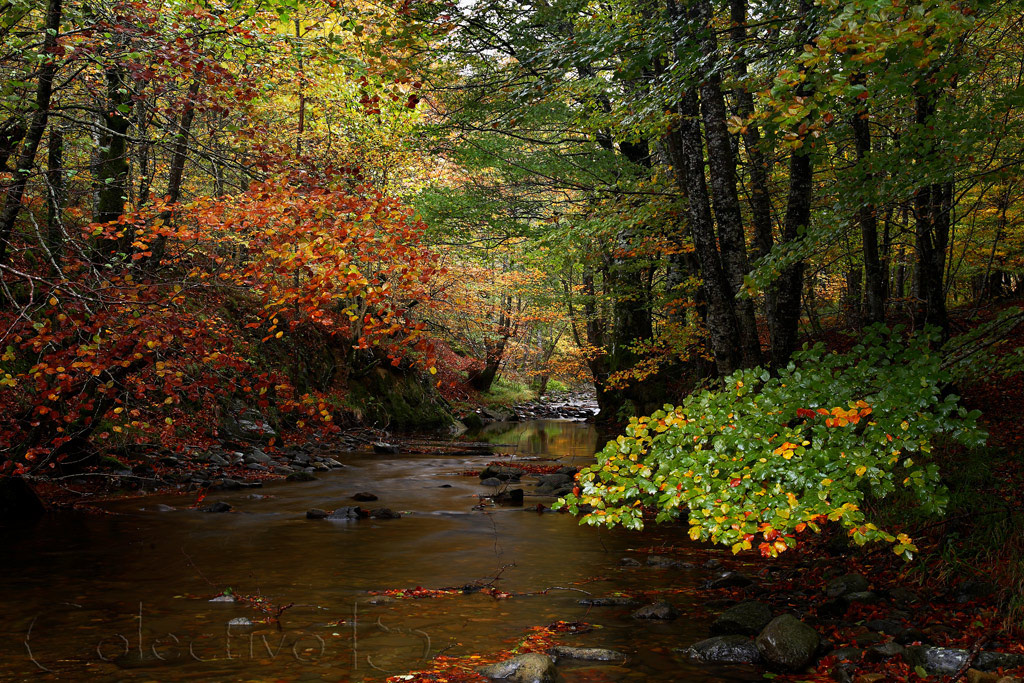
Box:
[673,90,743,376]
[93,65,132,259]
[852,82,885,325]
[696,0,761,367]
[0,0,62,267]
[769,142,812,369]
[912,89,950,339]
[45,123,66,271]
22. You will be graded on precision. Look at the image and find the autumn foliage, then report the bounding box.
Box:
[1,170,440,476]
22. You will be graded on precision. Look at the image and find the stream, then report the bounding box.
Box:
[0,420,763,682]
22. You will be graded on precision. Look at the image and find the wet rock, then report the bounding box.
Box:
[373,442,400,454]
[556,466,579,476]
[826,573,870,598]
[369,507,401,519]
[222,409,277,445]
[904,646,1024,674]
[226,617,254,631]
[324,458,345,468]
[477,652,555,682]
[209,478,262,491]
[479,465,523,482]
[286,471,316,482]
[706,571,754,589]
[246,464,268,471]
[755,614,821,671]
[865,619,903,635]
[0,477,46,521]
[244,449,273,465]
[306,508,329,519]
[704,558,723,569]
[481,477,503,487]
[711,600,774,636]
[865,641,905,662]
[547,646,624,661]
[200,501,232,513]
[493,488,524,505]
[328,506,367,520]
[461,412,486,431]
[619,557,642,567]
[480,407,513,423]
[208,453,230,467]
[846,591,883,604]
[832,647,865,663]
[631,601,678,620]
[352,492,378,501]
[895,627,927,645]
[149,503,176,512]
[685,635,762,664]
[578,596,641,607]
[535,473,573,494]
[208,594,235,602]
[852,631,885,646]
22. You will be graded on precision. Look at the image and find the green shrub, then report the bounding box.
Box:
[555,326,986,559]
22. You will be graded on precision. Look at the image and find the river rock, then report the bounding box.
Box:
[221,409,277,444]
[865,641,905,662]
[480,465,523,482]
[369,507,401,519]
[904,646,1024,674]
[755,614,820,671]
[535,473,573,494]
[685,635,762,664]
[631,601,678,620]
[200,501,232,513]
[328,506,367,520]
[477,652,556,682]
[373,442,400,454]
[826,573,870,597]
[306,508,329,519]
[481,477,503,487]
[209,594,235,602]
[0,477,46,521]
[620,557,642,567]
[547,646,624,661]
[480,407,513,423]
[208,453,230,467]
[286,471,316,482]
[226,617,254,631]
[352,492,378,501]
[711,600,774,636]
[493,488,524,505]
[324,458,345,468]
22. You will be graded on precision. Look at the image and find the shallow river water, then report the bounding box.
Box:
[0,420,762,682]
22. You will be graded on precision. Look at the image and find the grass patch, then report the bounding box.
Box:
[480,376,536,408]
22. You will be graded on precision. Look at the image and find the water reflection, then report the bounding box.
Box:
[0,420,759,682]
